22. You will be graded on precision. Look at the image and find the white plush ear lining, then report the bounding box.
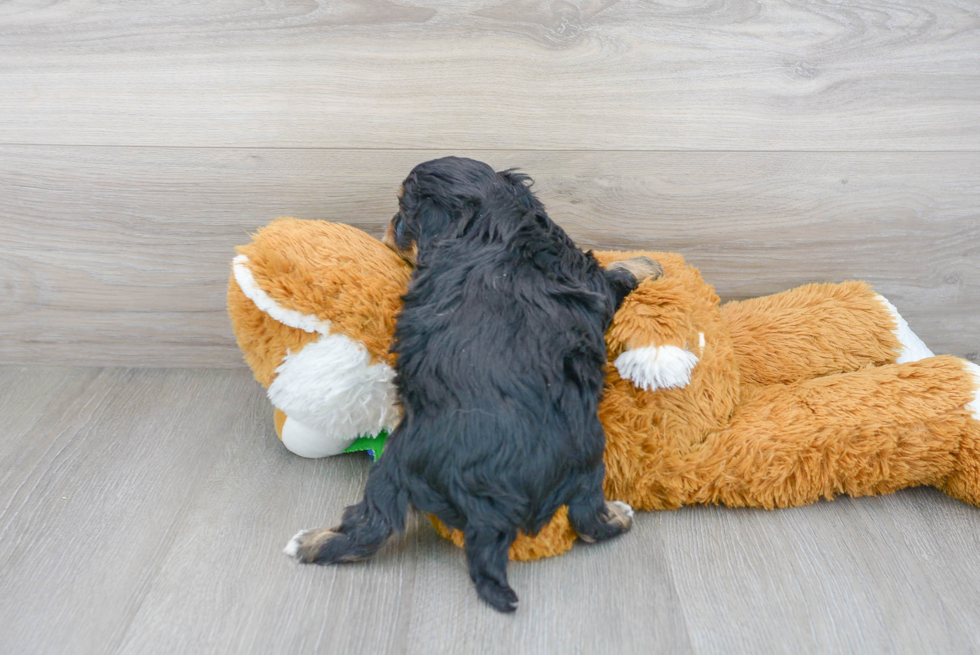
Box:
[614,338,701,392]
[233,255,332,335]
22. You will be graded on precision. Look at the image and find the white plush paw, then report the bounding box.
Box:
[280,417,357,459]
[283,529,311,559]
[614,345,699,392]
[609,500,634,520]
[965,361,980,421]
[876,294,935,363]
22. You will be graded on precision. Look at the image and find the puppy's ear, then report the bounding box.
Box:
[498,169,544,214]
[413,197,480,253]
[451,199,483,239]
[497,168,532,189]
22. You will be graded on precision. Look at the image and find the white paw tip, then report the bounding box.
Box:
[965,361,980,421]
[610,500,634,520]
[875,294,934,363]
[614,345,699,392]
[279,416,359,459]
[283,529,310,558]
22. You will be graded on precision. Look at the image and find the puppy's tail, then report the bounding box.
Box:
[287,454,409,564]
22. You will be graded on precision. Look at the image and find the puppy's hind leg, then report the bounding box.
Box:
[567,466,634,544]
[285,457,408,565]
[464,524,519,613]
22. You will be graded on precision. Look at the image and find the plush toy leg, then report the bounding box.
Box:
[939,362,980,504]
[721,281,926,385]
[874,295,935,363]
[687,356,980,509]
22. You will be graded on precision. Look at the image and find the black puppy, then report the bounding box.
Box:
[286,157,660,612]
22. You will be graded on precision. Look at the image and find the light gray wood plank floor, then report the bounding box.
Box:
[3,366,980,654]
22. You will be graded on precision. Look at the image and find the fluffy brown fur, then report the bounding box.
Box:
[229,219,980,560]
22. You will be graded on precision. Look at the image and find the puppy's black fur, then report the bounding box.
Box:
[291,157,645,612]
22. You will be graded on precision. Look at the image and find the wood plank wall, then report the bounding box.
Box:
[1,0,978,367]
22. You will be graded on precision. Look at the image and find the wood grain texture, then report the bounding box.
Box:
[115,400,425,655]
[400,513,692,655]
[657,495,979,652]
[5,367,980,654]
[2,146,977,366]
[0,0,978,150]
[880,487,980,645]
[115,379,692,655]
[0,367,260,655]
[0,366,102,506]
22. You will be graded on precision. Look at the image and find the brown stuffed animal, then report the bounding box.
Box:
[229,218,980,560]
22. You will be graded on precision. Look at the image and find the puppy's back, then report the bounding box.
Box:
[391,216,616,532]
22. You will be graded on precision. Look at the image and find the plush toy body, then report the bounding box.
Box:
[229,218,980,560]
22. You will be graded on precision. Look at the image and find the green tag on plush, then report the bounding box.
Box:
[342,430,389,461]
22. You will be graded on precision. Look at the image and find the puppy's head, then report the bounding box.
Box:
[383,157,541,264]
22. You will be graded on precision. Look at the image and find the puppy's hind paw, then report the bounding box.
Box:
[284,527,354,564]
[475,579,519,613]
[283,529,311,559]
[608,500,634,524]
[602,500,634,536]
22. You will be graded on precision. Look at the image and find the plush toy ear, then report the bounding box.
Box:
[599,255,708,392]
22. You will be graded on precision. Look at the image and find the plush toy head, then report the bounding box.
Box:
[228,218,410,458]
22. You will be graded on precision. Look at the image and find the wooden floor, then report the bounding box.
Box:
[2,366,980,654]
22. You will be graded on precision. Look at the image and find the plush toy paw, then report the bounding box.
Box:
[966,361,980,420]
[280,417,357,458]
[875,294,935,363]
[614,338,702,392]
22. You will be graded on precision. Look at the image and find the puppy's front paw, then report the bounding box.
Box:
[607,256,663,284]
[284,527,347,564]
